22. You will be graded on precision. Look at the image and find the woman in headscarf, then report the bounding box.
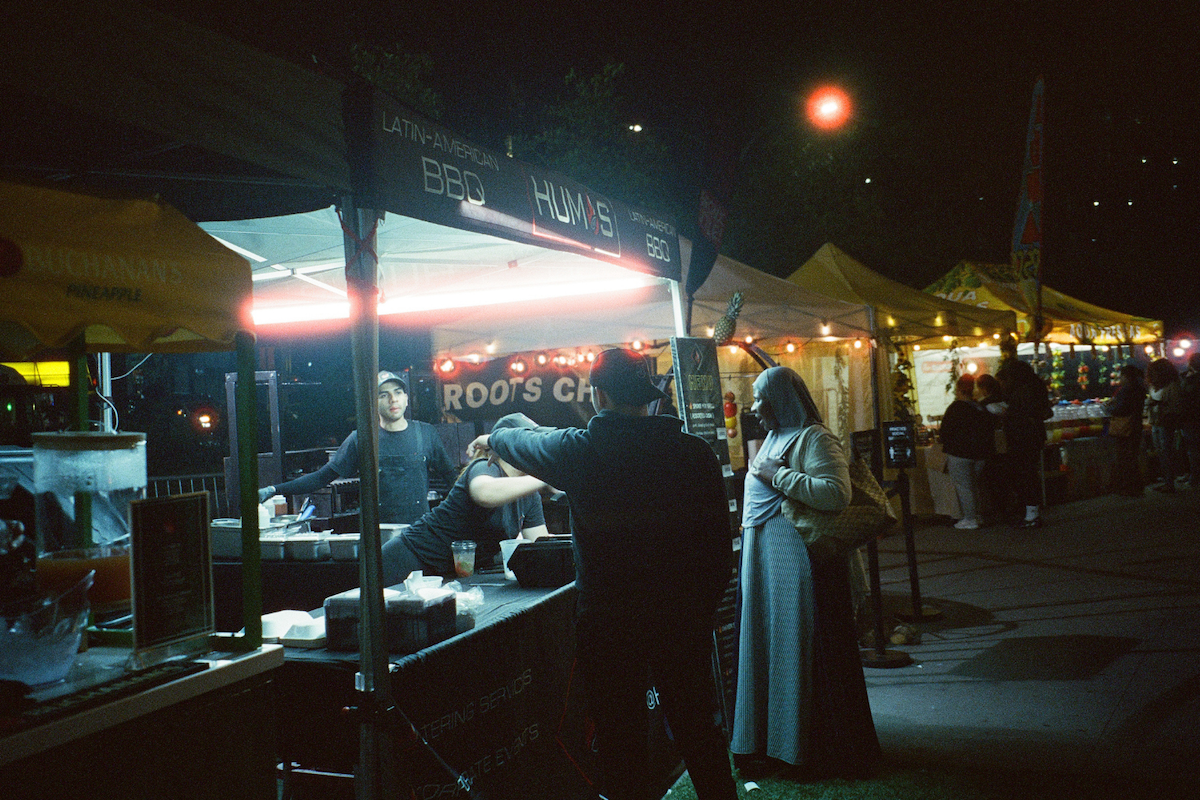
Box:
[731,367,880,779]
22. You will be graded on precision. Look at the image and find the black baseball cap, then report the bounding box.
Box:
[589,348,668,406]
[378,370,408,392]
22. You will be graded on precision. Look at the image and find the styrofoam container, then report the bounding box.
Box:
[379,523,409,544]
[328,533,360,561]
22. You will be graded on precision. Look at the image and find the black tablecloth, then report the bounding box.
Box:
[275,576,683,800]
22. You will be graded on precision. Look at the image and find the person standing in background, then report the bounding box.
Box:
[1106,363,1148,497]
[1145,358,1184,494]
[939,374,994,530]
[259,371,457,523]
[974,373,1008,517]
[1179,353,1200,487]
[996,341,1052,528]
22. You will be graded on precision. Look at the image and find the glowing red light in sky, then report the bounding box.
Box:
[806,86,852,130]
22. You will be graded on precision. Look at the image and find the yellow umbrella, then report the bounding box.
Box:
[0,181,251,359]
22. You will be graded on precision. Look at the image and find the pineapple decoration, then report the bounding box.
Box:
[713,292,744,346]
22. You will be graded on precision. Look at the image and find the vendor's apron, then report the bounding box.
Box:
[378,426,431,524]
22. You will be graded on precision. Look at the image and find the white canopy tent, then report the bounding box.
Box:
[204,208,685,359]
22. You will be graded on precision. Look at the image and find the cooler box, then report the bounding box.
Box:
[323,584,456,654]
[507,538,575,589]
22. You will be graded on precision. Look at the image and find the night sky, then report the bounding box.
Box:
[145,0,1198,335]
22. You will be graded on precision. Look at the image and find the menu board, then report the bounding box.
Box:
[130,492,214,656]
[670,337,738,529]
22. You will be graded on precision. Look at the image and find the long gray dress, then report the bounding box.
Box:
[731,422,847,764]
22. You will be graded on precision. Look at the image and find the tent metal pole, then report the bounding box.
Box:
[234,330,262,650]
[99,353,114,432]
[669,278,686,337]
[342,198,397,800]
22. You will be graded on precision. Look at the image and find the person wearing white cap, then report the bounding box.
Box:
[468,348,736,800]
[258,370,456,524]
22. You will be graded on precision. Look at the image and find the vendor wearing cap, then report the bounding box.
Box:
[259,370,457,524]
[467,349,736,800]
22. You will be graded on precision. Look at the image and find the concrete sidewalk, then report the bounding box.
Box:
[864,486,1200,790]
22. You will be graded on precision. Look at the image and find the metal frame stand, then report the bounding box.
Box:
[893,469,942,623]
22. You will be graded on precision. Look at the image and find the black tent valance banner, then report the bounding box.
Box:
[346,86,681,283]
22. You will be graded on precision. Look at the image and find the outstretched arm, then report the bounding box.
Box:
[467,472,547,509]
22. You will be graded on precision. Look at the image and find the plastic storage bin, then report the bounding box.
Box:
[506,538,575,588]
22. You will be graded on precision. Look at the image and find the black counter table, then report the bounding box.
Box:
[275,571,683,800]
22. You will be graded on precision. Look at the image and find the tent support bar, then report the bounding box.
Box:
[342,199,398,800]
[234,330,262,650]
[670,279,686,337]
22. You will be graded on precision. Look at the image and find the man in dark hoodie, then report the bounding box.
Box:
[468,348,736,800]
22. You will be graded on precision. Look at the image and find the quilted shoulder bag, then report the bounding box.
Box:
[780,453,895,557]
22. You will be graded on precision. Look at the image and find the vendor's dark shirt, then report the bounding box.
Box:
[398,459,545,576]
[326,423,457,523]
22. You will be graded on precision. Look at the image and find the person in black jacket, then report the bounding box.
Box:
[996,343,1052,528]
[1106,363,1148,496]
[468,348,736,800]
[940,374,995,529]
[1179,353,1200,487]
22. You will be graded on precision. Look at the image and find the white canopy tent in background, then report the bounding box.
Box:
[679,241,877,463]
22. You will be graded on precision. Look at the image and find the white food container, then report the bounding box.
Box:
[379,523,409,544]
[284,533,330,561]
[327,534,360,561]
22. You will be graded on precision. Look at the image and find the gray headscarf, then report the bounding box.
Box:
[753,366,823,430]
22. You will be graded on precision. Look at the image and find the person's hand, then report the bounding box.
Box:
[749,455,785,485]
[257,486,275,504]
[466,434,492,461]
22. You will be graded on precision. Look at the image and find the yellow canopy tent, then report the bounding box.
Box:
[927,261,1163,345]
[0,181,252,359]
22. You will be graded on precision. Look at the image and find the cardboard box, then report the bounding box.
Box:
[323,584,456,654]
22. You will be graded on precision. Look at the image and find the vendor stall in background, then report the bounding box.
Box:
[920,261,1166,505]
[784,243,1016,514]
